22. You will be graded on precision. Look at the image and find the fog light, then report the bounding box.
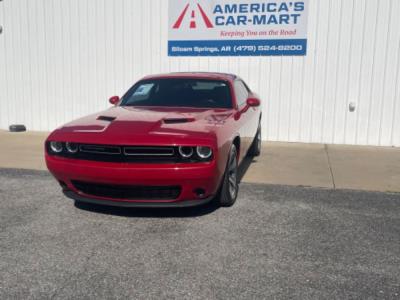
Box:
[179,146,193,158]
[66,142,78,153]
[196,146,212,159]
[50,141,63,153]
[194,188,206,198]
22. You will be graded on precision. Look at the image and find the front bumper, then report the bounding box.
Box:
[63,190,214,208]
[46,155,222,207]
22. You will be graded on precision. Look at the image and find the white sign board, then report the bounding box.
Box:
[168,0,309,56]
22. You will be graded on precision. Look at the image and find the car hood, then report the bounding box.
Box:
[50,106,233,145]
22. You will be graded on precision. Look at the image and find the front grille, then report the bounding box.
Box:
[72,180,181,200]
[48,143,180,163]
[123,146,175,157]
[80,144,121,155]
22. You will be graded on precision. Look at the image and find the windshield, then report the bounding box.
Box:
[121,78,232,109]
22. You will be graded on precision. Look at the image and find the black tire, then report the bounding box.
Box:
[217,145,239,207]
[248,121,261,157]
[9,124,26,132]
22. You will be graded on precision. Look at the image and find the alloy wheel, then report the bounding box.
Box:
[228,152,238,199]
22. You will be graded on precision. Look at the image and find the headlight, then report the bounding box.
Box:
[196,146,212,159]
[66,142,78,153]
[49,141,63,153]
[178,146,194,158]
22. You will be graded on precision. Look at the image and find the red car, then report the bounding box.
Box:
[45,72,262,207]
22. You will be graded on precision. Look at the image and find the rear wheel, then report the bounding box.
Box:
[248,121,261,157]
[217,145,239,207]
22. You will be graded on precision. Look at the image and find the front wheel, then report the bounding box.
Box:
[217,145,239,207]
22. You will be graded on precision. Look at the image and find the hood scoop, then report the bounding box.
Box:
[163,117,195,124]
[97,116,116,122]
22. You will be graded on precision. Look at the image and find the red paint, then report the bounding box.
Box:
[197,4,214,28]
[108,95,120,105]
[173,3,190,29]
[246,97,261,107]
[190,10,196,28]
[172,3,214,29]
[45,73,262,206]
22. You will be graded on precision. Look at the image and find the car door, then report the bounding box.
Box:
[242,80,261,141]
[233,79,257,158]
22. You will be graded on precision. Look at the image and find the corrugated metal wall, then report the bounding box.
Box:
[0,0,399,146]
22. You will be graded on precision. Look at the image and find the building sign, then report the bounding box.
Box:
[168,0,308,56]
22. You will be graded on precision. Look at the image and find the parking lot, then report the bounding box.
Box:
[1,168,399,299]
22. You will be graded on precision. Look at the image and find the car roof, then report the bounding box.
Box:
[141,72,238,81]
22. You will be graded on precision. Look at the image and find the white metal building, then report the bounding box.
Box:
[0,0,399,146]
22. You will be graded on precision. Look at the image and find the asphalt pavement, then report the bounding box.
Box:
[0,168,399,299]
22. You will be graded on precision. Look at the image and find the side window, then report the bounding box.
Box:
[234,80,249,107]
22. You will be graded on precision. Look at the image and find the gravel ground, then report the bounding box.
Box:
[0,168,399,299]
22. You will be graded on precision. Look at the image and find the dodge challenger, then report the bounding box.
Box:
[45,72,262,207]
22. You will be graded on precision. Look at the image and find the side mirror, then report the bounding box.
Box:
[109,96,120,105]
[246,97,260,107]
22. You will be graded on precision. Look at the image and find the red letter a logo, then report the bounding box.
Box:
[173,3,213,29]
